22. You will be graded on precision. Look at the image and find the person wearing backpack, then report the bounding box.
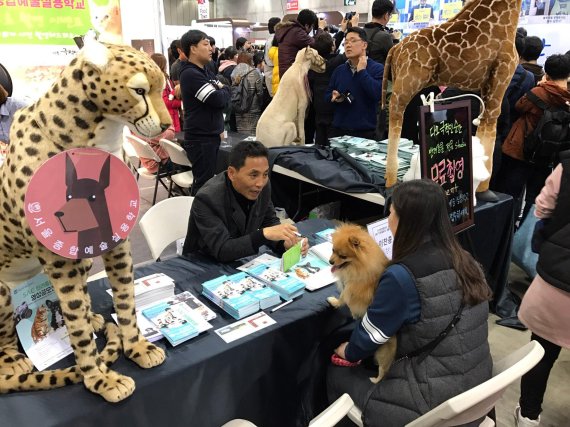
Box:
[363,0,399,65]
[494,54,570,217]
[230,52,264,135]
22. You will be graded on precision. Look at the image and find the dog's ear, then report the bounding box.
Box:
[65,153,77,188]
[99,155,111,189]
[349,236,361,248]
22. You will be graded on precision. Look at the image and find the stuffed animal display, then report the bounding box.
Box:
[382,0,522,199]
[0,38,172,402]
[256,47,326,147]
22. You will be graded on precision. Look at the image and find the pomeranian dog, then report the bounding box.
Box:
[328,223,397,383]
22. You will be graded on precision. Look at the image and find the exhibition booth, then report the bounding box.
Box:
[0,1,569,426]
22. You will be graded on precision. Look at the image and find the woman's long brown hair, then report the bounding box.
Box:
[390,180,492,306]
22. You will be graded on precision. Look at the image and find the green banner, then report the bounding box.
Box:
[0,1,92,45]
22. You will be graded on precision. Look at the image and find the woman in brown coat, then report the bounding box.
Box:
[494,54,570,216]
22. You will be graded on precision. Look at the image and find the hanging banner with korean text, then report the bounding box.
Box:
[25,148,140,259]
[0,0,123,100]
[419,99,474,233]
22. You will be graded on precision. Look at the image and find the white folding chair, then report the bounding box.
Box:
[159,138,194,196]
[346,340,545,427]
[138,196,194,261]
[121,126,140,177]
[125,133,171,205]
[221,394,355,427]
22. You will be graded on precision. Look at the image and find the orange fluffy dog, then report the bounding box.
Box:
[328,223,397,383]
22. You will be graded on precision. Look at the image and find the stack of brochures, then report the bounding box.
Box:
[112,291,216,343]
[314,228,336,243]
[142,294,213,346]
[245,263,306,300]
[106,272,175,308]
[202,273,279,320]
[329,136,418,180]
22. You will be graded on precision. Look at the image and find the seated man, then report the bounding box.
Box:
[182,140,308,262]
[325,27,384,141]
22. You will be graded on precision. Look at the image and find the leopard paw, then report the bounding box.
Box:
[125,338,165,369]
[84,369,135,403]
[0,348,34,375]
[327,296,341,308]
[90,313,106,333]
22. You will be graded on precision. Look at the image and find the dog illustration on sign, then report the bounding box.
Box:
[54,154,116,257]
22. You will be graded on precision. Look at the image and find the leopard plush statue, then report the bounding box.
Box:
[0,38,171,402]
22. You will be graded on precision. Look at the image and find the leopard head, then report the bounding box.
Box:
[77,38,171,138]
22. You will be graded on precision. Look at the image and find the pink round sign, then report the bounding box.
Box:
[25,148,140,259]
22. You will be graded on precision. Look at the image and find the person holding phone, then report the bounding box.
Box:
[325,27,384,140]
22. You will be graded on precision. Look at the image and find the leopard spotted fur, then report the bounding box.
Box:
[0,39,171,402]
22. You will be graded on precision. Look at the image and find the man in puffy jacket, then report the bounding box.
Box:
[275,9,326,79]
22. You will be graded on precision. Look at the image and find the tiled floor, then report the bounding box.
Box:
[92,177,569,426]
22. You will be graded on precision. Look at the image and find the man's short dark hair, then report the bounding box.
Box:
[268,17,281,34]
[313,33,334,57]
[298,9,318,29]
[515,33,526,57]
[0,84,7,106]
[516,27,527,38]
[522,36,544,61]
[372,0,396,18]
[180,30,208,58]
[224,46,238,60]
[170,40,180,60]
[236,37,248,51]
[229,141,269,170]
[253,51,264,67]
[346,27,368,42]
[544,54,570,81]
[207,36,216,47]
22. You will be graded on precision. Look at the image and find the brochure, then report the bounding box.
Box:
[142,300,212,346]
[106,272,175,308]
[281,241,302,272]
[202,275,260,320]
[315,228,336,243]
[110,291,216,343]
[273,252,336,292]
[245,263,305,300]
[11,273,74,370]
[215,311,276,344]
[226,272,281,310]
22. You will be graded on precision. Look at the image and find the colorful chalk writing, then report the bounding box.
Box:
[419,100,474,232]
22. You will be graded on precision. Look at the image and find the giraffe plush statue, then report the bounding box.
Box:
[382,0,522,199]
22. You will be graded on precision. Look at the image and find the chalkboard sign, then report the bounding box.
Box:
[419,99,474,233]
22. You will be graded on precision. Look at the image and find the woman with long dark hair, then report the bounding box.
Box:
[328,179,493,426]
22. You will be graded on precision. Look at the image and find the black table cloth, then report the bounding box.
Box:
[0,220,343,427]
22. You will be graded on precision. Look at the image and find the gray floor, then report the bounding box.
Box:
[92,178,569,426]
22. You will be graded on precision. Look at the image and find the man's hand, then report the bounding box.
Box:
[340,17,348,33]
[350,14,360,27]
[301,238,309,257]
[318,18,327,30]
[357,54,368,72]
[331,90,342,102]
[263,223,298,247]
[334,342,348,360]
[286,237,309,256]
[392,30,402,41]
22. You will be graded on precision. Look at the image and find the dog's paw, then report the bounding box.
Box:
[369,369,385,384]
[327,296,341,308]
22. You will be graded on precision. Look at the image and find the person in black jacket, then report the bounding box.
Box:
[308,33,346,146]
[182,141,308,262]
[179,30,231,195]
[363,0,399,65]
